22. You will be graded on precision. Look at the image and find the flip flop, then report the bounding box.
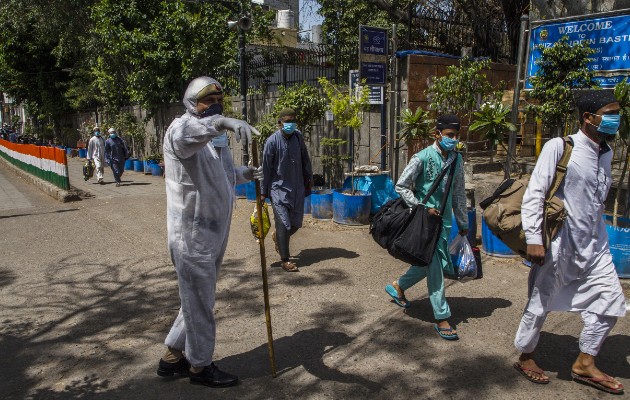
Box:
[281,261,299,272]
[571,372,624,394]
[513,362,550,384]
[434,324,459,341]
[385,284,410,308]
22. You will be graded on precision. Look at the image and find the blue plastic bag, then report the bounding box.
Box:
[448,234,478,281]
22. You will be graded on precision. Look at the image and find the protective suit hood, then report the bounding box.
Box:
[183,76,222,116]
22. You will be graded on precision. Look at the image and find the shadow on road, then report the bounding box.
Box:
[0,208,80,219]
[293,247,360,268]
[0,268,17,289]
[403,296,513,326]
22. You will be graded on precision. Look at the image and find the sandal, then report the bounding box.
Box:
[571,372,624,394]
[281,261,299,272]
[385,284,410,308]
[434,324,459,341]
[513,362,550,384]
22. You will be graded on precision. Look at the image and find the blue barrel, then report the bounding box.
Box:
[144,160,158,174]
[481,217,516,257]
[245,181,256,202]
[124,158,135,171]
[133,159,144,172]
[448,207,478,245]
[78,148,87,158]
[66,148,73,157]
[311,189,334,219]
[332,189,371,225]
[604,215,630,278]
[235,183,247,198]
[304,194,312,214]
[151,164,163,176]
[343,173,399,215]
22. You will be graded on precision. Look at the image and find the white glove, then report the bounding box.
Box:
[243,165,263,181]
[213,117,260,144]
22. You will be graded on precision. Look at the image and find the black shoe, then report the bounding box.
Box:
[189,363,238,388]
[157,358,190,378]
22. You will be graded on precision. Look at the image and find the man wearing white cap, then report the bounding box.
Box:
[105,127,129,187]
[513,89,626,395]
[87,125,106,184]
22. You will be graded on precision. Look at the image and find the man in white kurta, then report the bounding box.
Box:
[87,126,106,184]
[514,89,626,394]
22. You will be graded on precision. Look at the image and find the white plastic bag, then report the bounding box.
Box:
[448,234,478,282]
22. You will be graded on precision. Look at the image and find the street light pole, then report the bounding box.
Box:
[239,22,249,165]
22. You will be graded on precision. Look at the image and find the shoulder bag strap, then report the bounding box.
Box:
[421,153,457,204]
[545,137,573,201]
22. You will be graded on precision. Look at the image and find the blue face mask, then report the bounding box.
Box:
[110,133,117,138]
[439,135,458,151]
[94,131,100,136]
[200,103,223,118]
[211,133,229,148]
[592,114,621,135]
[282,122,297,134]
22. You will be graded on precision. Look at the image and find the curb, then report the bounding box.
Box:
[0,156,80,203]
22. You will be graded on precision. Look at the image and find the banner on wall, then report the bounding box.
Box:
[526,12,630,89]
[0,140,70,190]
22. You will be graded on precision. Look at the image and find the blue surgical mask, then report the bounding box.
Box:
[592,114,621,135]
[94,131,100,136]
[282,122,297,134]
[110,133,117,138]
[211,133,229,148]
[200,103,223,118]
[439,135,458,151]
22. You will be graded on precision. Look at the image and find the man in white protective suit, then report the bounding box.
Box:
[156,76,262,388]
[86,125,106,184]
[513,89,626,395]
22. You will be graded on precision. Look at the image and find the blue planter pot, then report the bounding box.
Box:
[481,217,516,257]
[448,207,478,245]
[304,194,311,214]
[151,164,163,176]
[332,189,371,225]
[604,215,630,278]
[65,148,73,156]
[343,173,399,215]
[78,148,87,158]
[245,181,257,202]
[144,160,159,174]
[235,183,247,198]
[133,159,144,172]
[311,189,334,220]
[124,158,135,171]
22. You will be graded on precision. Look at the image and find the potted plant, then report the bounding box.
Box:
[318,77,371,225]
[469,100,517,165]
[397,107,435,159]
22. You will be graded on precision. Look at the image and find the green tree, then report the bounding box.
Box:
[526,36,597,137]
[272,83,328,139]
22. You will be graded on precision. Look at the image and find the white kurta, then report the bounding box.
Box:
[521,130,626,318]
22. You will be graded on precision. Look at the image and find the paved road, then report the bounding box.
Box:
[0,160,628,400]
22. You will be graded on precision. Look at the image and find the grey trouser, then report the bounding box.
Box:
[272,202,299,261]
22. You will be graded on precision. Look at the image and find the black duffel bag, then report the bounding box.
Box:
[370,156,457,266]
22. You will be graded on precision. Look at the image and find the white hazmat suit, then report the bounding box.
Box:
[87,133,106,182]
[162,77,260,368]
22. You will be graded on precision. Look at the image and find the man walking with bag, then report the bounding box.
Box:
[513,89,626,395]
[384,114,468,340]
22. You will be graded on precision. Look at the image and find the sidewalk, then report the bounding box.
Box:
[67,156,166,199]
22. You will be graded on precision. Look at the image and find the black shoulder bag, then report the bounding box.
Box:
[388,156,458,266]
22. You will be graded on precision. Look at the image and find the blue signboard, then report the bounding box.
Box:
[360,26,388,56]
[360,62,386,85]
[526,13,630,89]
[349,70,384,104]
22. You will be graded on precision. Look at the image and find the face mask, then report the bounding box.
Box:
[438,135,458,151]
[590,114,621,136]
[200,103,223,118]
[110,133,117,138]
[282,122,297,134]
[94,131,100,136]
[211,133,229,148]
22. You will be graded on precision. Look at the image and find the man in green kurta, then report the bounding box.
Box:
[385,114,468,340]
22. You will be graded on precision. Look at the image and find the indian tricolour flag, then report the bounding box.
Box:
[0,139,70,190]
